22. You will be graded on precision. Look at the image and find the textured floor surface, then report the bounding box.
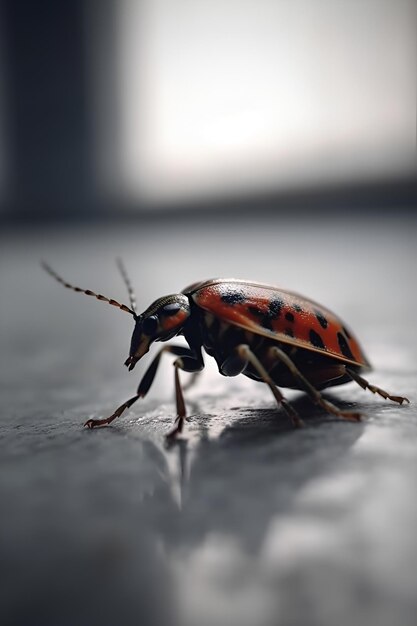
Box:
[1,212,416,626]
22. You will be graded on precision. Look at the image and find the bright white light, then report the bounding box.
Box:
[116,0,416,204]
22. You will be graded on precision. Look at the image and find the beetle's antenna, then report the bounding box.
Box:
[116,257,137,316]
[41,261,136,316]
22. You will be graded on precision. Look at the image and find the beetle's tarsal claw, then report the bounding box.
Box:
[395,396,410,405]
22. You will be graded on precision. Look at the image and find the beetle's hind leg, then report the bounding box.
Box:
[346,368,409,405]
[267,346,361,421]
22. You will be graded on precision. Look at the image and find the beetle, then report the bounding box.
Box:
[42,262,409,437]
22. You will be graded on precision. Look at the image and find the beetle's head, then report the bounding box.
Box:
[125,294,191,371]
[41,261,191,372]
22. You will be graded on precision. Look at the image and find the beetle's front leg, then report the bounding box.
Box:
[85,345,203,430]
[84,393,143,429]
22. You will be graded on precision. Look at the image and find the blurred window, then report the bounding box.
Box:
[98,0,416,205]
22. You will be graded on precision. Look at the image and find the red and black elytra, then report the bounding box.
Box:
[42,265,409,437]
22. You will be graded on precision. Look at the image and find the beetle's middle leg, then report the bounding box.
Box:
[267,346,361,421]
[166,353,205,439]
[85,345,203,430]
[221,344,304,427]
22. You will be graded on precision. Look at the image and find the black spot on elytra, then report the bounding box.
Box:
[285,328,294,337]
[337,332,354,360]
[293,304,303,313]
[221,291,245,305]
[309,329,325,349]
[269,298,283,318]
[248,306,264,318]
[285,311,295,323]
[247,305,274,331]
[315,310,328,329]
[342,325,351,339]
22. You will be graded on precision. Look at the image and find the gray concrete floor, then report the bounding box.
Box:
[1,212,416,626]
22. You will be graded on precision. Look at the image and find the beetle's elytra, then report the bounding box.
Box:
[42,263,409,438]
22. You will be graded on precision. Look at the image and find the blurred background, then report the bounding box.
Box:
[1,2,417,626]
[0,0,416,219]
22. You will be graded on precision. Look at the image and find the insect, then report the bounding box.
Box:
[42,262,409,438]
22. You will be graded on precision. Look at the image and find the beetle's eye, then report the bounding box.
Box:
[162,303,181,316]
[142,315,158,336]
